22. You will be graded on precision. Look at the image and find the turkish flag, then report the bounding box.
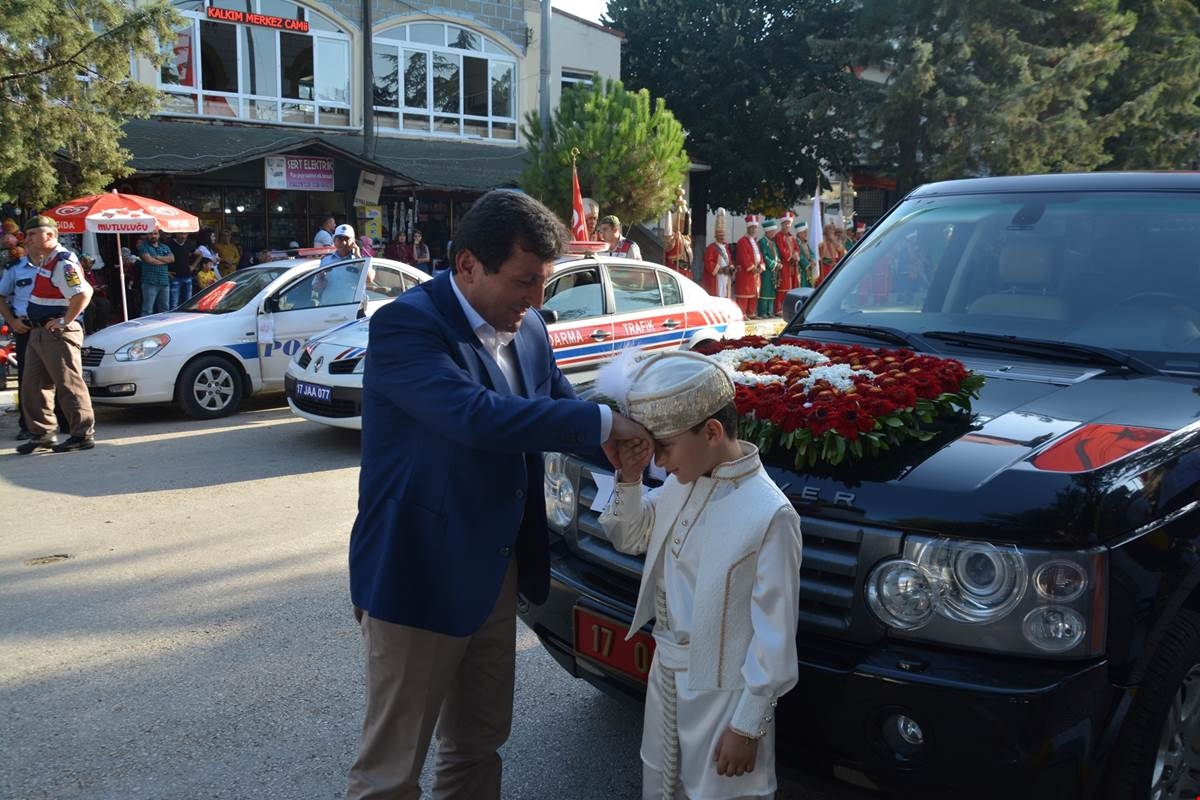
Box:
[570,164,588,241]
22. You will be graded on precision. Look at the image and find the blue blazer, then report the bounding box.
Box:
[349,270,601,636]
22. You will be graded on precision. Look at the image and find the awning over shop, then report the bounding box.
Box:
[120,118,528,192]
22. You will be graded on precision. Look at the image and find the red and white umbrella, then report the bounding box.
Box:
[44,191,200,321]
[45,191,199,235]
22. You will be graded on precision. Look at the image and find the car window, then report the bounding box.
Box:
[275,262,363,311]
[609,265,663,314]
[659,270,683,305]
[366,266,412,301]
[544,267,604,321]
[799,190,1200,372]
[182,268,286,314]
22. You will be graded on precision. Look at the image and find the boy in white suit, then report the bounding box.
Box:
[599,351,803,799]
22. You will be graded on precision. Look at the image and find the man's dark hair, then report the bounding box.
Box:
[450,191,568,273]
[689,401,738,439]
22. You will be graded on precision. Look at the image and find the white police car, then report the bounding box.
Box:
[80,256,430,419]
[285,255,745,429]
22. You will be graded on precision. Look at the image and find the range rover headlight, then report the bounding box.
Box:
[544,452,576,530]
[1022,606,1087,652]
[916,540,1026,623]
[114,334,170,362]
[865,537,1106,659]
[865,560,939,630]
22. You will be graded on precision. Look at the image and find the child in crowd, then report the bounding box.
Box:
[598,350,803,800]
[195,259,219,290]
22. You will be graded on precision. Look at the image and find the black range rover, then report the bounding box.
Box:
[521,173,1200,799]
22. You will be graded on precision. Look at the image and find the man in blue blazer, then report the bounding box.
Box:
[346,191,647,800]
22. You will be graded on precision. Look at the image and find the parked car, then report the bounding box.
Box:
[285,255,744,429]
[521,173,1200,799]
[80,257,428,419]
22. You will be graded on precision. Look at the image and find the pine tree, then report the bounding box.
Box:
[607,0,858,211]
[0,0,179,207]
[1094,0,1200,169]
[812,0,1134,194]
[521,78,689,227]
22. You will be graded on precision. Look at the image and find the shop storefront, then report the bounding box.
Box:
[119,117,528,262]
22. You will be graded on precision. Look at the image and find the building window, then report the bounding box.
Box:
[561,68,595,94]
[159,0,351,127]
[373,22,518,143]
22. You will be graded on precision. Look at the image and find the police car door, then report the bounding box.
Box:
[542,263,612,374]
[607,263,685,354]
[257,258,370,386]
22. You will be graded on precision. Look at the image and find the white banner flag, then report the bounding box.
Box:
[809,189,823,282]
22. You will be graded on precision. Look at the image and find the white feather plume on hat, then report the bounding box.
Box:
[595,346,651,415]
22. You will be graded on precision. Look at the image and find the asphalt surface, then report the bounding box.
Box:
[0,393,876,800]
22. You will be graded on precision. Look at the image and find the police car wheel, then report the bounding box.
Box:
[1104,610,1200,800]
[176,355,244,420]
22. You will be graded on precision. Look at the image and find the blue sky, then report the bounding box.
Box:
[552,0,607,24]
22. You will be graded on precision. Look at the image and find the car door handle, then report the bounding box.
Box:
[591,330,610,341]
[662,319,681,329]
[323,316,347,323]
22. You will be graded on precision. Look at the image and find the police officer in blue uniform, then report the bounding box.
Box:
[0,246,39,439]
[16,215,95,454]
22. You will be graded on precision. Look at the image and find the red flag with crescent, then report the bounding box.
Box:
[570,163,588,241]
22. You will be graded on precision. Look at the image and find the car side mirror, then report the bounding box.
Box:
[538,308,559,324]
[263,296,279,313]
[783,287,815,323]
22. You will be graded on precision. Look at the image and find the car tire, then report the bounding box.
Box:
[1104,609,1200,800]
[176,355,244,420]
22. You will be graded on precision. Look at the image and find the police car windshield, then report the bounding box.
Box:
[796,190,1200,374]
[179,268,286,314]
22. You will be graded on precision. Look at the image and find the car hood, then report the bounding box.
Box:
[83,312,225,349]
[763,356,1200,547]
[309,317,370,350]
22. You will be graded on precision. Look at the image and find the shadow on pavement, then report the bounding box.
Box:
[0,395,362,497]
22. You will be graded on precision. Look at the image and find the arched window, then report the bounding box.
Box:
[159,0,352,127]
[373,23,518,142]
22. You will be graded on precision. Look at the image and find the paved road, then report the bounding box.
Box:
[0,396,876,800]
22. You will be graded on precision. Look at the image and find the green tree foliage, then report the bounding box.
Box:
[521,77,689,228]
[0,0,179,207]
[606,0,859,211]
[811,0,1147,193]
[1092,0,1200,169]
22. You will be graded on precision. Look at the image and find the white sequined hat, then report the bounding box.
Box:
[600,350,734,439]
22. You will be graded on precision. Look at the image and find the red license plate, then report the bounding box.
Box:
[573,606,655,685]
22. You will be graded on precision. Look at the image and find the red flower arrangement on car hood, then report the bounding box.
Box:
[691,335,986,467]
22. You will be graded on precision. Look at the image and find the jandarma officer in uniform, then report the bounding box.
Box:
[16,215,96,454]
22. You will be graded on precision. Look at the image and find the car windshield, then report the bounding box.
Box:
[797,190,1200,374]
[179,267,287,314]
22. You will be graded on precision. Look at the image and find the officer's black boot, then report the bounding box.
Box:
[51,436,95,453]
[16,435,55,454]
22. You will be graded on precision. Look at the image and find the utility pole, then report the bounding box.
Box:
[362,0,376,159]
[539,0,551,143]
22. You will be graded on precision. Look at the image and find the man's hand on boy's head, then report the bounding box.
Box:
[713,728,758,777]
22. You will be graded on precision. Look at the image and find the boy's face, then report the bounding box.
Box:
[654,420,724,484]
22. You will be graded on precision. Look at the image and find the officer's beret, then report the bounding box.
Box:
[24,215,58,232]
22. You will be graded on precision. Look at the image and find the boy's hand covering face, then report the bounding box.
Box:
[602,436,652,480]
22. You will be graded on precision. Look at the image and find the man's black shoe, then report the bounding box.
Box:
[51,436,95,453]
[15,429,32,440]
[16,436,56,454]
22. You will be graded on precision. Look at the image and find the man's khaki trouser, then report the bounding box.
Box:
[347,561,517,800]
[21,322,94,439]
